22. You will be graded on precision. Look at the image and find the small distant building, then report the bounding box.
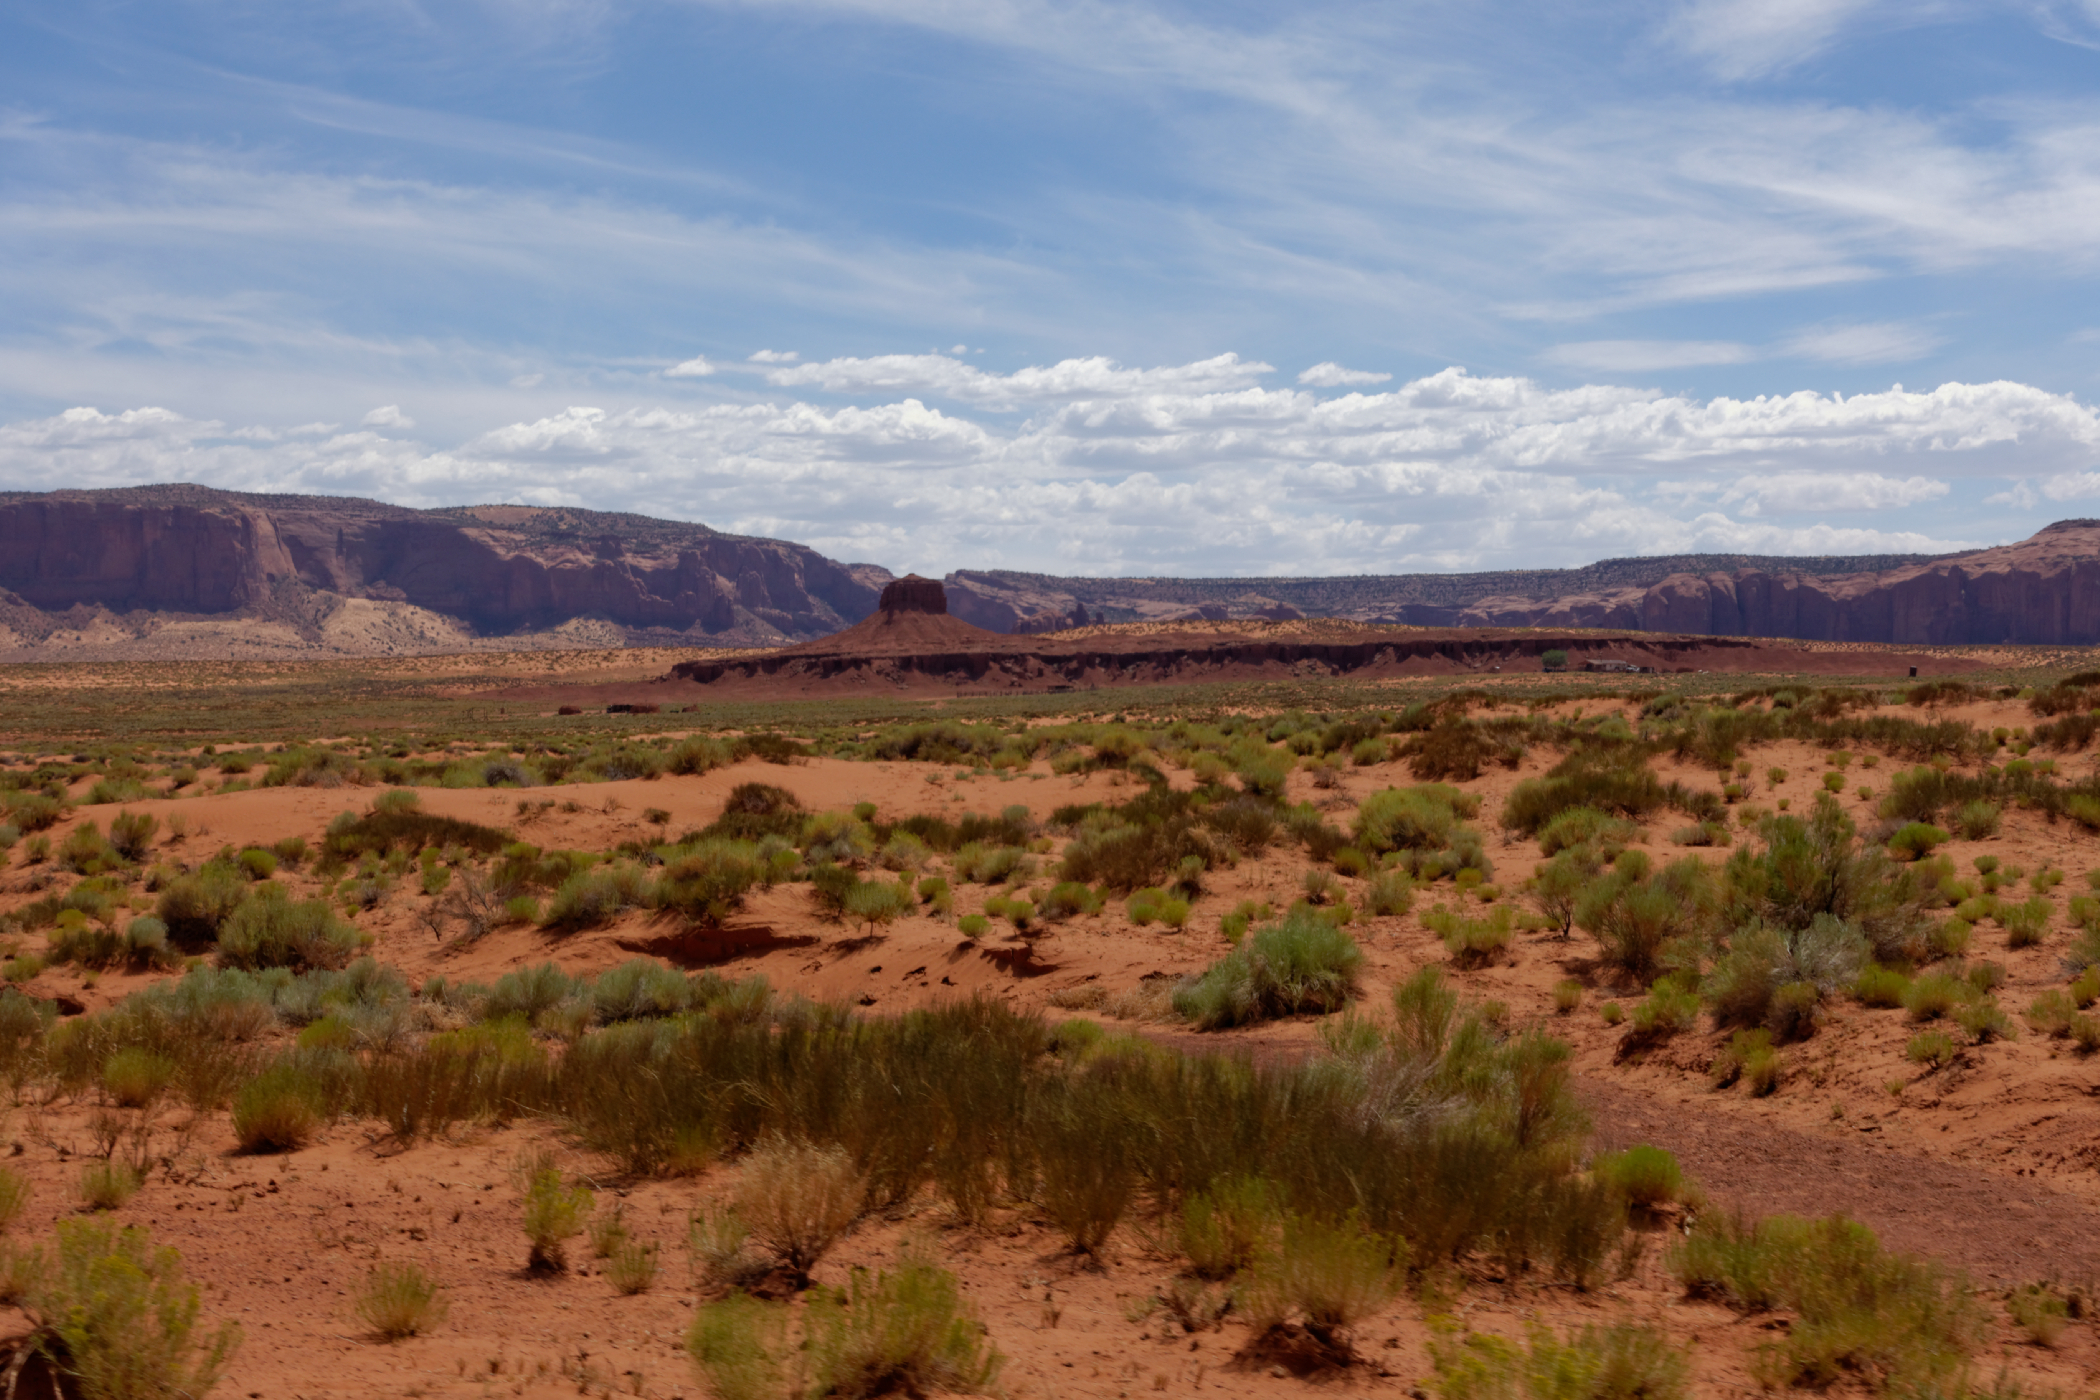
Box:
[1582,659,1651,674]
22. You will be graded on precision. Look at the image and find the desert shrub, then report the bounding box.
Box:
[1424,903,1513,967]
[1027,1074,1139,1254]
[1363,869,1414,917]
[1708,1028,1777,1091]
[1398,717,1525,782]
[2025,989,2076,1037]
[57,823,125,876]
[1703,917,1867,1037]
[155,864,251,946]
[1629,979,1700,1040]
[2000,896,2050,948]
[1178,1176,1276,1277]
[1551,979,1584,1013]
[1535,806,1641,858]
[841,877,916,933]
[232,1056,335,1151]
[606,1240,660,1295]
[236,847,277,881]
[1907,1029,1958,1068]
[1673,1212,1980,1390]
[1577,855,1719,980]
[3,792,64,833]
[802,1254,1004,1400]
[1126,887,1191,929]
[1952,801,2001,839]
[521,1167,594,1272]
[1726,798,1935,966]
[687,1294,790,1400]
[1887,823,1949,861]
[1853,964,1910,1007]
[736,1138,863,1283]
[1504,755,1666,839]
[1354,783,1480,857]
[1241,1211,1405,1355]
[1037,881,1102,921]
[591,959,692,1023]
[1955,997,2013,1044]
[217,893,363,971]
[105,810,158,862]
[1432,1323,1691,1400]
[1172,911,1363,1029]
[1903,972,1966,1021]
[356,1262,449,1339]
[102,1048,176,1109]
[543,863,650,931]
[22,1221,241,1398]
[2008,1284,2070,1347]
[1591,1144,1682,1208]
[78,1161,141,1211]
[324,808,508,860]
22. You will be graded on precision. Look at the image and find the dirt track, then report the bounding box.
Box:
[1581,1077,2100,1286]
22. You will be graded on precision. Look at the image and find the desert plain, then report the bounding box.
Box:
[1,630,2099,1400]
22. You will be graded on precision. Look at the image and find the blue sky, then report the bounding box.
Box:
[5,0,2100,577]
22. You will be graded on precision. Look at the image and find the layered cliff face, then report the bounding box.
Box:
[0,486,885,656]
[1433,522,2100,644]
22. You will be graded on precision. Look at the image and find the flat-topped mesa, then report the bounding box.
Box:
[879,575,948,615]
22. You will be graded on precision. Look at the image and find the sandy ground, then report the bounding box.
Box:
[3,693,2100,1396]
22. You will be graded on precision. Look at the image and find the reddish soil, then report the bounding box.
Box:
[5,690,2100,1396]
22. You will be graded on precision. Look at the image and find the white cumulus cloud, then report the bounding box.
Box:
[664,357,715,378]
[4,355,2087,575]
[747,349,799,363]
[362,405,416,429]
[1298,363,1392,388]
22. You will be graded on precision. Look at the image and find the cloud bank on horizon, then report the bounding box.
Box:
[9,356,2100,577]
[3,0,2100,575]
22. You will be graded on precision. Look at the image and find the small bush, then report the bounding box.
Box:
[103,1048,177,1109]
[1904,972,1966,1021]
[1126,887,1191,929]
[1853,965,1910,1008]
[1592,1145,1682,1207]
[803,1253,1003,1400]
[522,1167,594,1272]
[736,1139,862,1284]
[1552,979,1584,1014]
[1241,1211,1405,1354]
[78,1160,141,1210]
[218,894,363,971]
[1671,1212,1980,1391]
[1433,1323,1691,1400]
[1907,1029,1958,1068]
[24,1221,240,1398]
[0,1168,27,1233]
[687,1294,789,1400]
[956,914,989,939]
[106,810,159,862]
[1424,903,1513,967]
[1172,912,1364,1029]
[1953,801,2001,840]
[232,1061,327,1152]
[2009,1284,2071,1347]
[1178,1177,1276,1278]
[356,1262,449,1339]
[1887,823,1949,861]
[606,1240,659,1295]
[1955,997,2014,1044]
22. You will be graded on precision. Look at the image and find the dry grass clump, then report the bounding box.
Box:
[1172,910,1363,1029]
[1674,1212,1981,1391]
[1433,1322,1691,1400]
[355,1262,449,1339]
[21,1221,241,1398]
[688,1252,1000,1400]
[77,1160,141,1210]
[735,1139,863,1285]
[520,1163,594,1273]
[1239,1211,1405,1368]
[1590,1145,1684,1208]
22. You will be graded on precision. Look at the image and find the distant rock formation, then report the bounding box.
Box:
[0,485,885,656]
[936,524,2100,645]
[877,575,948,615]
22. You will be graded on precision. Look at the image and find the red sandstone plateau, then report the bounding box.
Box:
[651,577,1981,698]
